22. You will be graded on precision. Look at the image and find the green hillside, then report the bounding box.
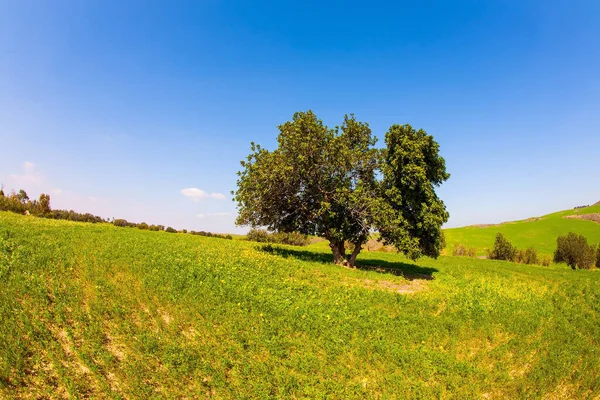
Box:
[444,205,600,256]
[1,211,600,398]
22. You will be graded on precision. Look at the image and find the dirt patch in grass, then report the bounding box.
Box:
[564,213,600,224]
[343,275,427,294]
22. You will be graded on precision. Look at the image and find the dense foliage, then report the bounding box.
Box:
[234,111,449,266]
[553,232,596,269]
[489,233,517,261]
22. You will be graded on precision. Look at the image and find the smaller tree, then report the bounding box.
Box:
[113,219,129,227]
[38,194,51,215]
[489,233,516,261]
[553,232,595,269]
[596,244,600,268]
[17,189,29,204]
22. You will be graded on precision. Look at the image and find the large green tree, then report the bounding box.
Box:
[234,111,449,266]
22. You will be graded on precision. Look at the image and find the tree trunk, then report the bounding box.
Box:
[329,241,346,265]
[348,242,362,267]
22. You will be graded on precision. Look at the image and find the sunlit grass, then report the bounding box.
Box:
[444,205,600,256]
[1,211,599,398]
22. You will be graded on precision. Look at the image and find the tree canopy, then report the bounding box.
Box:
[234,111,449,266]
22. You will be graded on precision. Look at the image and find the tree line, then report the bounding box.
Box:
[0,188,232,239]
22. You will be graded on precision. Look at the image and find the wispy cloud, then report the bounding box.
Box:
[181,187,227,202]
[9,161,42,185]
[197,211,233,219]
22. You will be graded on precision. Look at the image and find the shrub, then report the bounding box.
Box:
[165,227,177,233]
[538,255,552,267]
[553,232,596,269]
[246,229,309,246]
[515,247,538,265]
[272,231,310,246]
[138,222,149,230]
[246,229,271,243]
[596,244,600,268]
[452,244,477,258]
[452,244,466,256]
[489,233,516,261]
[113,219,129,227]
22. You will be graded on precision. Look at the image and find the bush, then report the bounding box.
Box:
[246,229,271,243]
[596,244,600,268]
[138,222,149,230]
[165,227,177,233]
[272,231,310,246]
[452,244,477,258]
[538,255,552,267]
[113,219,129,227]
[553,232,596,269]
[489,233,516,261]
[515,247,538,265]
[246,229,309,246]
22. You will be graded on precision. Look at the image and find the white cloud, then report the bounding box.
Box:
[181,187,227,202]
[197,212,233,219]
[9,161,42,185]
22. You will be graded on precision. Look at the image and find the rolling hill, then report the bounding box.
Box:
[1,211,599,398]
[443,204,600,256]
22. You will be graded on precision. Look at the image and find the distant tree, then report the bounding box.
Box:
[17,189,29,204]
[234,111,449,266]
[37,194,51,215]
[113,219,129,227]
[138,222,149,230]
[489,233,517,261]
[553,232,596,269]
[165,226,177,233]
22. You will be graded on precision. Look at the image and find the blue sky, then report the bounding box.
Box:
[1,1,599,233]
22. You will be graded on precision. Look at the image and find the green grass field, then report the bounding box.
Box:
[1,211,600,398]
[444,205,600,256]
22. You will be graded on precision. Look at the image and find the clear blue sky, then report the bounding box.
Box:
[1,1,599,233]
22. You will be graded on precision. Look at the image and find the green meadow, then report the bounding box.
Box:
[1,211,600,398]
[444,205,600,256]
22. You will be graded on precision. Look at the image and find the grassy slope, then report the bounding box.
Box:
[1,212,600,399]
[444,205,600,256]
